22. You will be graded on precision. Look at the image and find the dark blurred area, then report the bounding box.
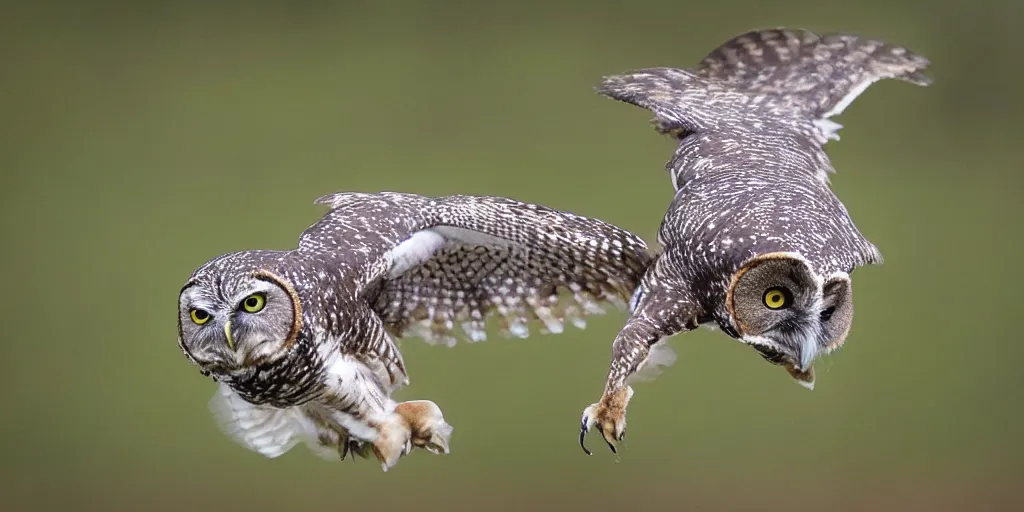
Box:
[1,1,1021,510]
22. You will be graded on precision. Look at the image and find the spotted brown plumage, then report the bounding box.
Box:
[579,28,932,455]
[175,191,654,471]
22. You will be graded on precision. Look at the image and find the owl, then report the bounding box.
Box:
[176,191,653,471]
[578,28,932,455]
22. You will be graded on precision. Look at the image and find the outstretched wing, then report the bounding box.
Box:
[596,67,787,139]
[313,192,655,347]
[696,28,932,123]
[597,28,931,143]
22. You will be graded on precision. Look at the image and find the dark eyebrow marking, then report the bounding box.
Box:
[179,279,198,295]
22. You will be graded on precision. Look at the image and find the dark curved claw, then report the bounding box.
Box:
[605,433,618,455]
[581,416,623,456]
[341,439,371,462]
[580,417,593,456]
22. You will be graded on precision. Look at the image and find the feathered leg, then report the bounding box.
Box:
[580,280,695,456]
[319,354,452,471]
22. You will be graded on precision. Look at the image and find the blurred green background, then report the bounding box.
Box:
[2,1,1021,510]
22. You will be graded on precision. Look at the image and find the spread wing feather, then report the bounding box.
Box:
[597,28,931,144]
[311,193,655,347]
[695,28,932,122]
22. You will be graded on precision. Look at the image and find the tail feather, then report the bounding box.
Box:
[597,28,932,141]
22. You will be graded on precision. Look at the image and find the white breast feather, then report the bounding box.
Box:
[208,383,316,459]
[319,353,392,442]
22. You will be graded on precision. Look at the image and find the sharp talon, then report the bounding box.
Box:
[579,419,593,456]
[594,423,617,454]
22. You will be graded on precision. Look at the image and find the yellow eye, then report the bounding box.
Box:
[762,287,791,310]
[190,309,211,325]
[241,293,266,313]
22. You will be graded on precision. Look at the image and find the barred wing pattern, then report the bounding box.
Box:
[695,28,932,132]
[368,195,654,347]
[598,28,932,144]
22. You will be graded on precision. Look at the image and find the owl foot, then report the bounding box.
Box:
[319,423,372,462]
[579,386,633,456]
[371,400,453,471]
[395,400,453,456]
[371,415,414,472]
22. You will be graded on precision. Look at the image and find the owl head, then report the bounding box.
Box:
[177,254,303,375]
[723,252,854,389]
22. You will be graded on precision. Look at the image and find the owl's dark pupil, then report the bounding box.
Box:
[194,310,208,319]
[246,298,258,308]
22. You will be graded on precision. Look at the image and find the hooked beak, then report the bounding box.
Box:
[744,330,819,390]
[796,323,823,373]
[790,327,822,390]
[224,320,236,351]
[798,339,817,373]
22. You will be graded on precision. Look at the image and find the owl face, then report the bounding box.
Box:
[724,252,855,375]
[177,264,302,374]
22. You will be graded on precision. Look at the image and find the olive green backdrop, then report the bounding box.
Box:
[2,1,1021,510]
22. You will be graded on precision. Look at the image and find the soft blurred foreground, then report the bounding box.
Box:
[1,1,1021,511]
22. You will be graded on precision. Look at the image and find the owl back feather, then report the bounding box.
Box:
[598,27,932,142]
